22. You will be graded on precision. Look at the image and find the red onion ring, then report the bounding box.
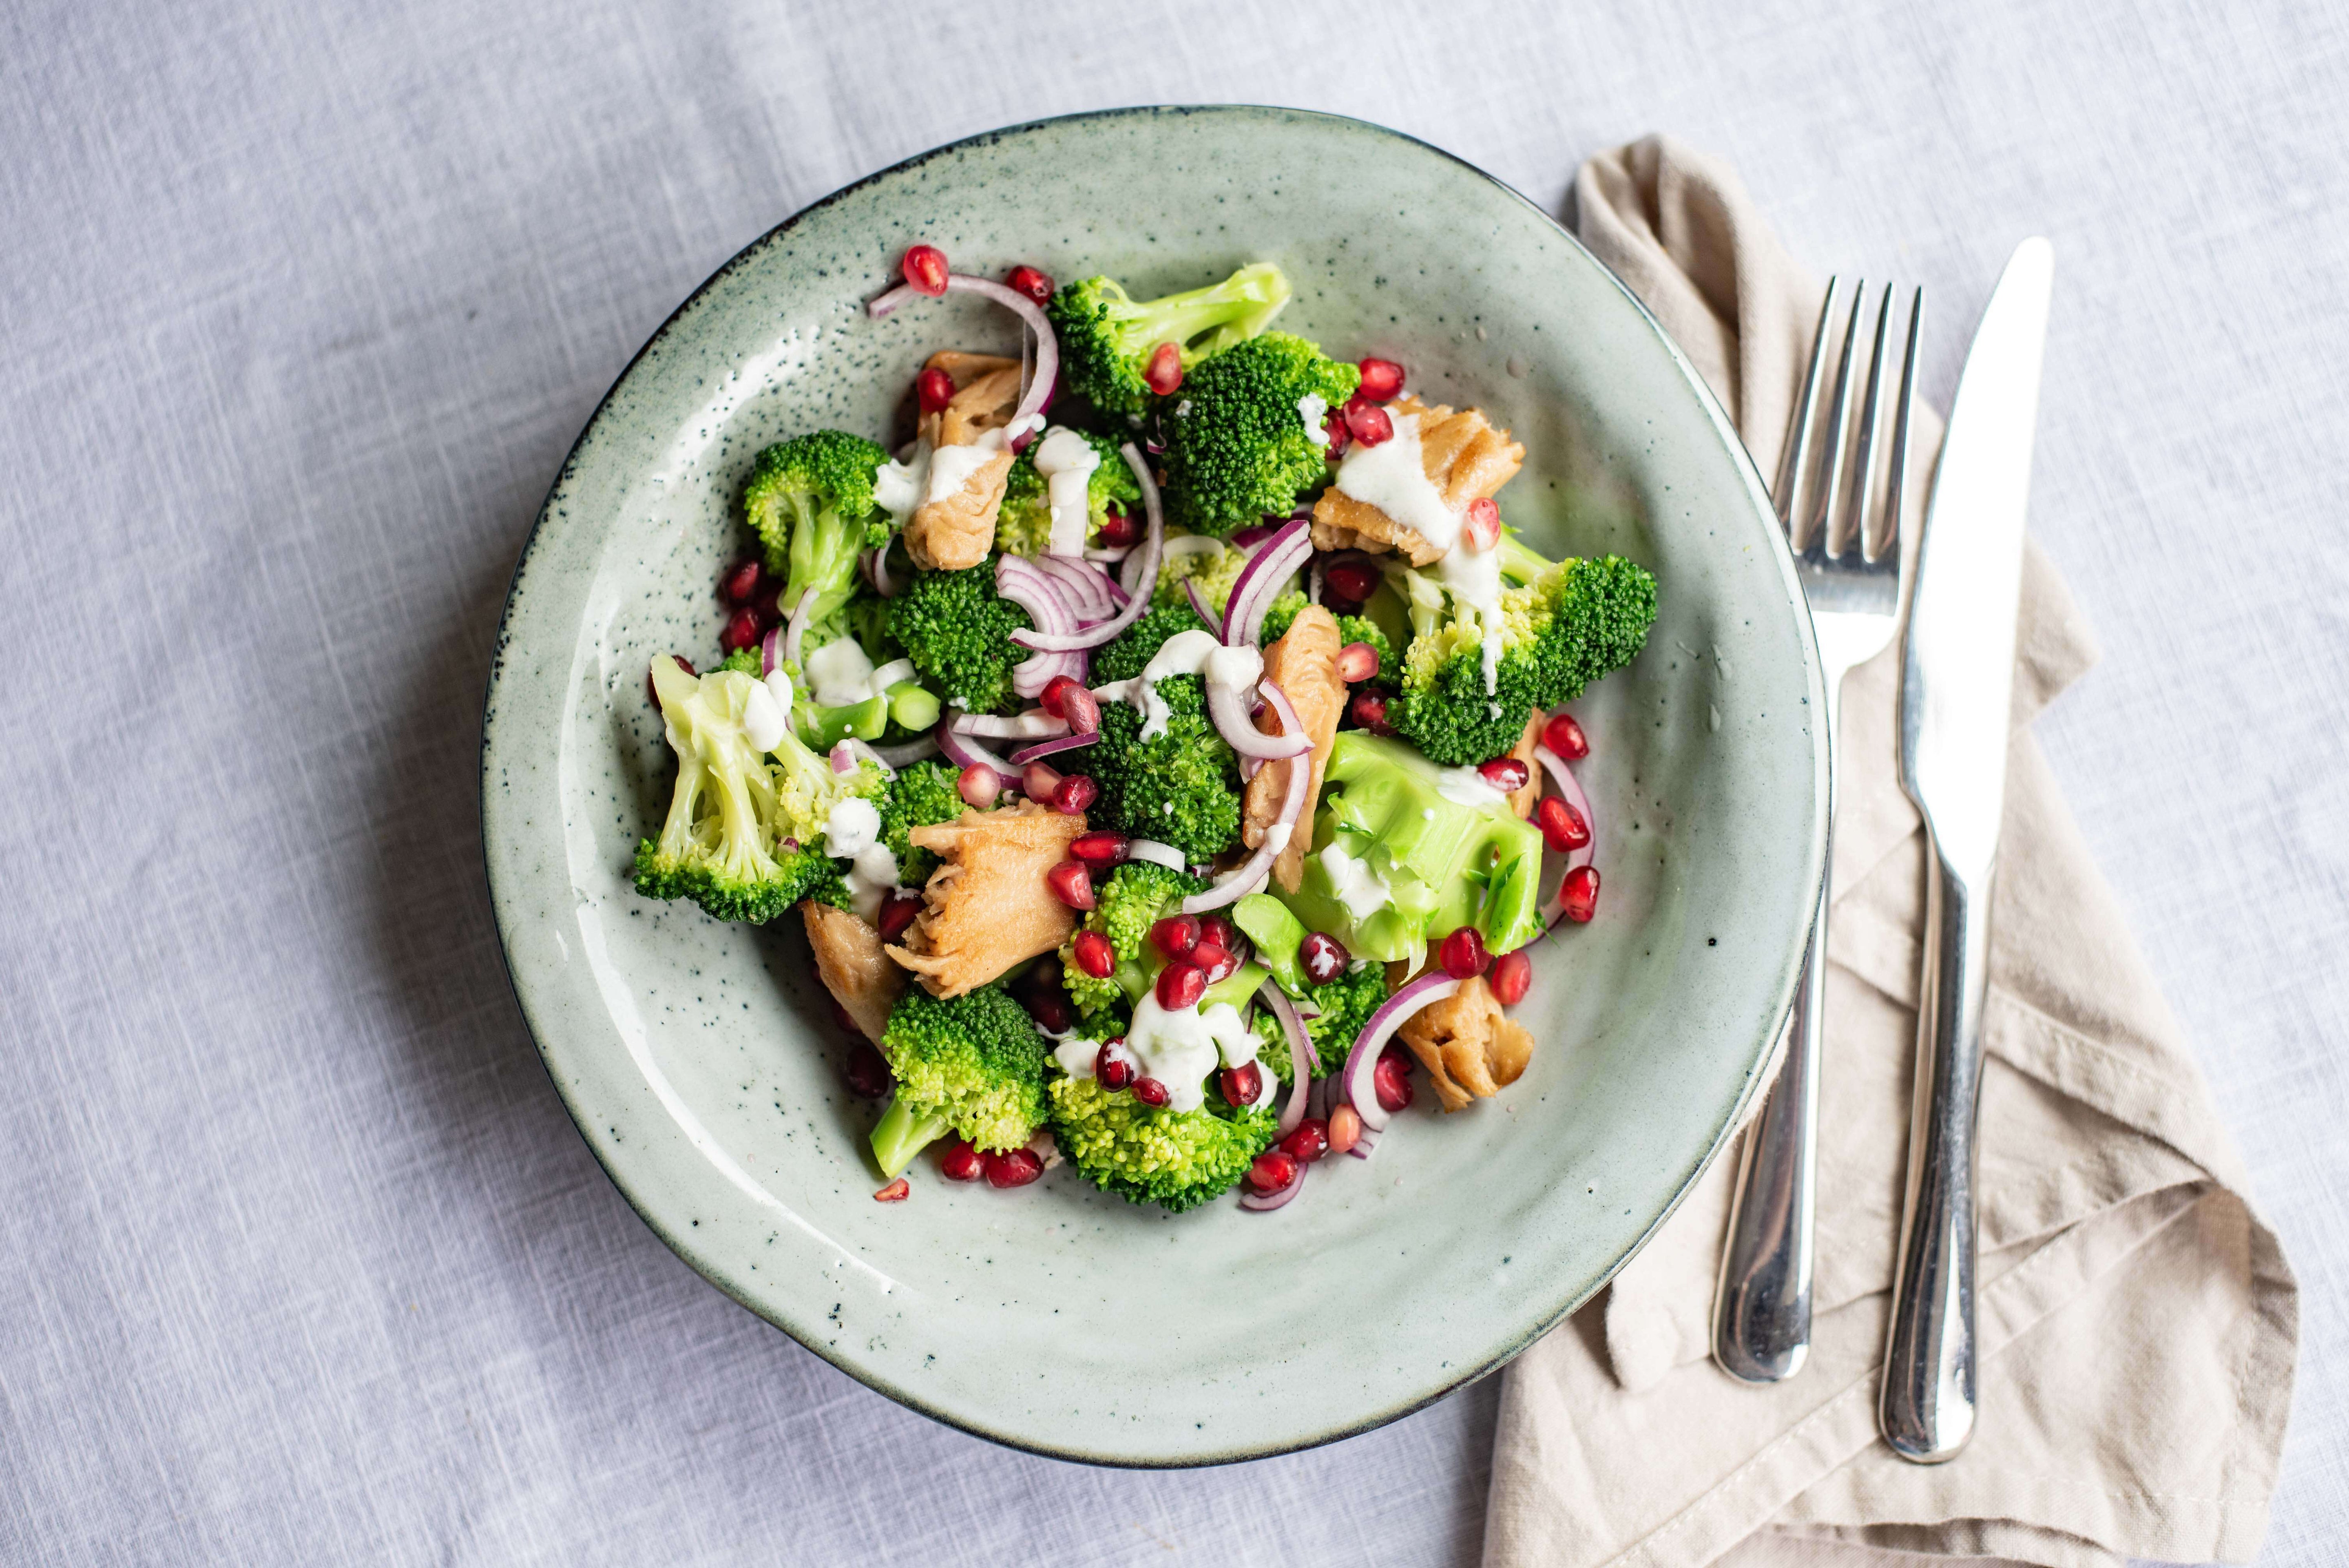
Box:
[1184,578,1219,632]
[782,588,814,666]
[934,715,1015,790]
[1238,1159,1306,1211]
[1009,730,1099,767]
[1222,516,1313,646]
[1340,974,1460,1132]
[1182,681,1311,914]
[1208,678,1312,760]
[1037,555,1117,620]
[869,734,940,767]
[1011,447,1162,651]
[860,545,901,598]
[1259,982,1314,1136]
[1085,545,1134,565]
[869,273,1058,438]
[1124,838,1186,873]
[760,626,784,677]
[828,740,858,775]
[1349,1121,1382,1160]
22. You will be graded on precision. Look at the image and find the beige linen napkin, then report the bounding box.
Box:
[1482,137,2299,1568]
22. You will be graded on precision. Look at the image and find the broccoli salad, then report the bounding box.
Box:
[633,247,1657,1214]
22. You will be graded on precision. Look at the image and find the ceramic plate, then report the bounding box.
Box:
[482,106,1826,1465]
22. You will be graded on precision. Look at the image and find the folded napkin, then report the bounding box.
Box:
[1481,137,2299,1568]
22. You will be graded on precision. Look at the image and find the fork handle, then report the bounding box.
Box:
[1879,843,1991,1462]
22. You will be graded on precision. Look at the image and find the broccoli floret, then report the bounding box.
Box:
[1047,1075,1277,1212]
[743,432,892,639]
[631,657,876,924]
[1092,603,1213,683]
[1263,962,1389,1084]
[868,985,1050,1176]
[1389,551,1658,765]
[888,559,1033,714]
[878,760,965,886]
[1090,687,1241,863]
[717,647,764,677]
[997,430,1142,557]
[1046,263,1293,422]
[1259,590,1394,680]
[1158,334,1360,537]
[1057,863,1208,1019]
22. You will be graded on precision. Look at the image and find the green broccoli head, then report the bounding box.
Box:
[888,558,1033,714]
[631,657,864,924]
[1158,333,1360,536]
[1090,682,1241,863]
[1259,590,1394,681]
[1262,961,1391,1085]
[1389,550,1658,765]
[878,760,965,885]
[1150,537,1256,615]
[869,984,1050,1176]
[743,431,892,635]
[996,430,1143,557]
[1057,862,1208,1019]
[1045,263,1293,422]
[1047,1074,1278,1212]
[716,646,765,677]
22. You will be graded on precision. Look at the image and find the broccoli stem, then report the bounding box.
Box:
[870,1097,952,1179]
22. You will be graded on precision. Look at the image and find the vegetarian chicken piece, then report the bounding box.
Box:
[1506,711,1542,820]
[917,351,1021,449]
[801,900,907,1044]
[905,351,1021,571]
[887,802,1089,997]
[1311,397,1525,566]
[1241,603,1346,892]
[1398,973,1535,1112]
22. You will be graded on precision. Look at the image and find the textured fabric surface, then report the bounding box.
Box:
[2,2,2343,1565]
[1480,138,2296,1568]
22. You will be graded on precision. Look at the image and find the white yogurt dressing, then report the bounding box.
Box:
[1436,765,1511,808]
[741,678,789,753]
[1298,392,1330,448]
[843,840,898,923]
[1122,993,1264,1113]
[1438,538,1507,695]
[873,441,932,527]
[1053,1035,1104,1078]
[822,795,881,860]
[1127,628,1262,741]
[1332,411,1460,551]
[1318,841,1391,921]
[1031,426,1101,555]
[922,429,1005,506]
[805,637,876,708]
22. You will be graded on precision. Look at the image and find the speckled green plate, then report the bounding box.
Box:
[482,106,1826,1465]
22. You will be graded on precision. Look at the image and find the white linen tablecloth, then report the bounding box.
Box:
[2,1,2341,1563]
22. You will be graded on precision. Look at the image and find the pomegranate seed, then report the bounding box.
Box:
[1439,925,1490,979]
[827,995,859,1035]
[1245,1151,1299,1195]
[877,891,921,944]
[1071,929,1116,979]
[985,1148,1044,1188]
[1026,989,1073,1034]
[1040,674,1097,730]
[749,581,783,631]
[1150,916,1200,962]
[901,243,949,296]
[1098,509,1139,547]
[1342,397,1393,446]
[1220,1061,1263,1108]
[844,1042,891,1098]
[1050,774,1097,815]
[1131,1075,1170,1108]
[1543,711,1590,760]
[1478,756,1531,795]
[1490,949,1533,1006]
[1349,689,1395,736]
[1301,931,1350,985]
[1461,496,1502,551]
[916,366,956,414]
[1280,1118,1331,1163]
[1324,560,1380,604]
[1047,859,1096,911]
[720,558,763,605]
[1023,761,1062,804]
[1335,642,1379,683]
[648,654,696,707]
[1559,865,1601,924]
[1155,960,1206,1011]
[1323,413,1351,458]
[873,1177,911,1203]
[720,607,762,654]
[1356,357,1406,402]
[1374,1055,1415,1113]
[1328,1103,1362,1153]
[1197,915,1235,950]
[1006,263,1055,302]
[1536,795,1590,854]
[940,1140,984,1181]
[1144,341,1183,396]
[1095,1040,1136,1090]
[957,764,1000,810]
[1189,941,1236,983]
[1069,830,1130,867]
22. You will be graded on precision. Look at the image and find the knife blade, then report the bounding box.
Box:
[1880,237,2054,1464]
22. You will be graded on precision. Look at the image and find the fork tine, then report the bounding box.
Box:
[1807,283,1867,555]
[1877,287,1925,564]
[1775,279,1842,530]
[1842,284,1895,560]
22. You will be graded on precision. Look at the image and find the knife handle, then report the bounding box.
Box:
[1880,844,1991,1462]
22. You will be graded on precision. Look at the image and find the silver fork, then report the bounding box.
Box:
[1713,279,1923,1382]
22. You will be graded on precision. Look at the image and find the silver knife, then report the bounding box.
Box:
[1881,237,2054,1464]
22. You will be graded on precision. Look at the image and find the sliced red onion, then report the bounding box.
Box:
[1184,578,1219,631]
[1349,1121,1382,1159]
[869,734,940,767]
[1162,534,1228,564]
[760,626,784,677]
[1208,678,1312,760]
[998,555,1089,701]
[1013,447,1163,651]
[1259,983,1314,1136]
[1230,522,1278,552]
[1239,1159,1306,1211]
[1037,555,1117,620]
[935,715,1015,790]
[829,740,858,775]
[1532,742,1596,875]
[953,709,1069,741]
[1222,515,1313,646]
[782,588,814,666]
[1085,544,1134,565]
[1124,838,1187,873]
[869,273,1058,438]
[860,545,901,598]
[1009,730,1099,767]
[1340,974,1461,1132]
[1182,681,1311,914]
